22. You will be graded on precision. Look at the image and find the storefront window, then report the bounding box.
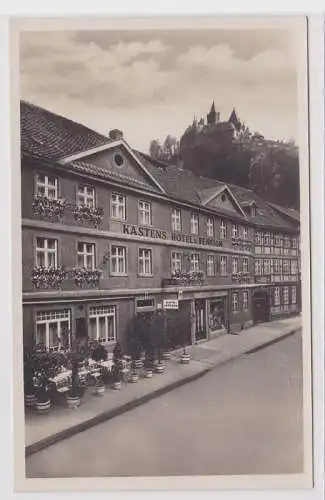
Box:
[209,299,226,331]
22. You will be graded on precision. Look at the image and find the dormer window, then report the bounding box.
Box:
[250,202,257,217]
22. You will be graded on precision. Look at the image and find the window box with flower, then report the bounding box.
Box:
[32,265,66,289]
[73,205,104,227]
[32,195,66,220]
[71,268,102,288]
[163,270,205,287]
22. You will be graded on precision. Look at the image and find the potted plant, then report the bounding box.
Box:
[24,354,37,408]
[143,352,153,378]
[66,355,84,409]
[180,311,191,364]
[93,373,106,396]
[34,370,51,412]
[152,311,166,374]
[111,359,123,390]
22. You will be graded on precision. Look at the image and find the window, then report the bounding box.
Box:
[111,246,126,274]
[274,287,280,306]
[292,237,297,248]
[232,293,239,312]
[190,253,200,272]
[255,231,263,245]
[283,259,290,274]
[172,208,181,232]
[138,201,152,226]
[264,259,271,275]
[171,251,182,273]
[113,153,124,167]
[220,256,228,276]
[207,255,215,276]
[232,223,239,238]
[36,309,71,349]
[190,213,199,235]
[36,237,57,267]
[220,220,227,240]
[206,217,214,238]
[255,259,262,275]
[264,232,271,245]
[89,305,116,343]
[77,185,95,208]
[242,291,248,310]
[251,204,257,217]
[242,257,249,273]
[232,256,239,274]
[138,248,152,276]
[111,193,126,220]
[273,259,280,273]
[291,286,297,304]
[284,236,291,247]
[275,234,281,246]
[77,242,95,269]
[291,260,298,275]
[283,287,289,305]
[36,174,58,199]
[242,227,248,240]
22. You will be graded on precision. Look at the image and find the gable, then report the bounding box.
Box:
[200,185,246,217]
[207,190,242,213]
[60,142,165,193]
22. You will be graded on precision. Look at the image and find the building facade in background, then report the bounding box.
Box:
[21,101,301,352]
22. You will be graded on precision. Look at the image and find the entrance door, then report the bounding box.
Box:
[195,299,207,341]
[253,291,270,324]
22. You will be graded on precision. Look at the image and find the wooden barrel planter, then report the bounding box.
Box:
[66,395,81,409]
[93,384,105,397]
[144,368,153,378]
[162,351,171,361]
[25,393,37,408]
[35,399,51,412]
[180,353,191,364]
[154,363,165,374]
[129,372,139,383]
[112,381,122,390]
[134,359,143,370]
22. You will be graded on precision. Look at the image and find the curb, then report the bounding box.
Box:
[25,327,300,457]
[245,328,299,355]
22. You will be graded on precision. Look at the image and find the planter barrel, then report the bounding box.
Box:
[112,381,122,390]
[180,353,191,364]
[25,393,37,408]
[35,400,51,412]
[129,373,139,383]
[162,351,171,361]
[66,395,81,409]
[144,369,153,378]
[134,359,143,370]
[154,363,165,374]
[93,385,105,396]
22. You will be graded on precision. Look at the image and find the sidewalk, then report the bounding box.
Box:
[25,315,301,456]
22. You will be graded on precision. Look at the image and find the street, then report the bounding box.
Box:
[26,331,303,478]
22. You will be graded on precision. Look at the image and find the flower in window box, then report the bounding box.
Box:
[71,267,102,288]
[32,265,66,289]
[73,205,104,227]
[32,196,66,219]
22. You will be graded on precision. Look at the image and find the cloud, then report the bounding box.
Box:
[19,29,299,150]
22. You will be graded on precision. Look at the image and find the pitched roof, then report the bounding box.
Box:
[20,100,299,232]
[267,202,300,223]
[20,101,111,160]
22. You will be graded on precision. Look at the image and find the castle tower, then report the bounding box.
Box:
[207,101,217,125]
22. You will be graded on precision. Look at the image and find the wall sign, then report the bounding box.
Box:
[163,299,179,310]
[122,223,223,248]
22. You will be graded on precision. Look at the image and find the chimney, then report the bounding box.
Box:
[109,129,123,141]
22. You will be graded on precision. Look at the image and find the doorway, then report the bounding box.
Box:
[252,290,270,324]
[194,299,207,341]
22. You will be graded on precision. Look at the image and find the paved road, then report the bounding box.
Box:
[26,331,303,478]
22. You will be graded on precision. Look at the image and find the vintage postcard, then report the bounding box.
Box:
[11,15,313,492]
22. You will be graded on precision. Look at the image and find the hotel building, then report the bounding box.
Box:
[21,101,301,352]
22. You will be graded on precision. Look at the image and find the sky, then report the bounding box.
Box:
[20,28,300,153]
